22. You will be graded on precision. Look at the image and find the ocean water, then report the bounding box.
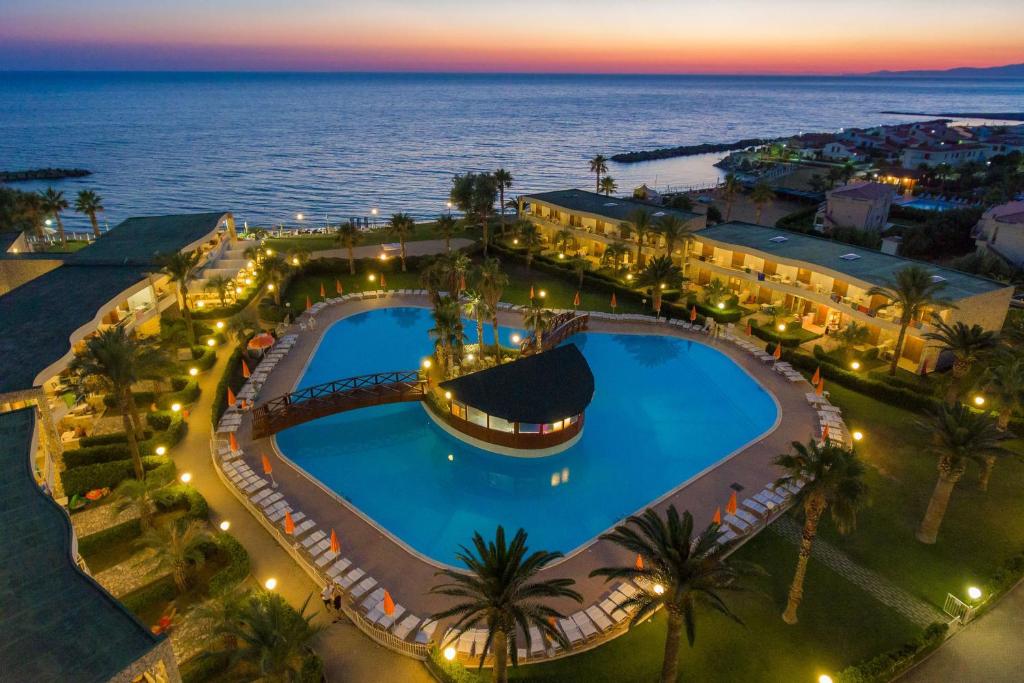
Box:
[1,71,1022,232]
[275,307,777,564]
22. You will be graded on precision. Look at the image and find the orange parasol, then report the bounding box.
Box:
[459,274,466,292]
[816,378,825,397]
[573,290,581,307]
[529,285,535,299]
[248,333,275,351]
[726,491,738,515]
[382,590,395,616]
[811,367,820,385]
[242,359,251,379]
[229,432,239,452]
[713,507,722,525]
[262,453,273,475]
[690,306,697,322]
[380,273,387,289]
[773,344,782,360]
[746,321,752,336]
[227,387,237,407]
[305,295,312,311]
[330,529,340,554]
[821,424,830,442]
[320,282,326,298]
[284,510,295,535]
[635,554,644,570]
[610,292,617,309]
[336,279,343,295]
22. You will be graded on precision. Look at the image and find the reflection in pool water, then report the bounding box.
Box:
[276,308,778,564]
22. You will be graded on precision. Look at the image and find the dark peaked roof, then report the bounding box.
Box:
[67,211,228,266]
[0,408,160,681]
[829,182,895,201]
[523,189,700,225]
[440,344,595,424]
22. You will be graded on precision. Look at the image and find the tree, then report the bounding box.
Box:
[114,474,174,530]
[262,254,289,306]
[656,215,690,260]
[214,591,323,680]
[451,172,498,257]
[74,189,104,239]
[494,168,513,233]
[430,296,464,377]
[627,208,652,269]
[985,351,1024,432]
[916,403,1007,543]
[204,274,233,308]
[137,520,211,594]
[923,316,997,405]
[39,187,69,246]
[430,527,581,683]
[589,154,608,194]
[722,174,742,222]
[835,321,871,357]
[334,221,362,274]
[476,258,509,360]
[868,265,953,376]
[602,242,629,273]
[751,182,776,224]
[523,301,554,352]
[571,257,589,289]
[703,278,730,306]
[388,212,415,272]
[774,440,867,623]
[554,228,574,253]
[189,585,250,653]
[226,310,257,344]
[463,290,493,352]
[638,256,682,317]
[590,506,761,683]
[158,250,203,344]
[519,222,542,271]
[434,214,459,253]
[599,176,618,196]
[70,327,168,480]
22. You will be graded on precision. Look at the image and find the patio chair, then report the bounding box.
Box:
[393,614,421,640]
[585,605,614,632]
[571,611,598,639]
[557,617,584,645]
[414,620,437,645]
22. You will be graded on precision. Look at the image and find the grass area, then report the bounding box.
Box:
[506,532,918,683]
[265,220,457,253]
[815,383,1024,607]
[38,240,90,253]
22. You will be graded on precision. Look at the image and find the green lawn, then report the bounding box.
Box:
[38,240,90,253]
[265,221,459,253]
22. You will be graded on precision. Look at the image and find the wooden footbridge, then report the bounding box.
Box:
[251,370,427,439]
[520,312,589,355]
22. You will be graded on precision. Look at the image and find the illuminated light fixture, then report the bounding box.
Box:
[447,454,454,462]
[717,302,726,309]
[292,257,300,265]
[189,367,198,376]
[558,253,565,259]
[155,446,167,456]
[513,238,519,245]
[539,290,547,298]
[852,430,864,441]
[371,208,379,215]
[446,201,452,209]
[973,396,985,406]
[296,213,304,221]
[444,391,452,400]
[421,359,432,369]
[207,339,217,347]
[850,361,861,370]
[196,300,205,308]
[511,334,521,344]
[267,283,275,291]
[625,274,633,281]
[216,321,225,330]
[967,586,982,601]
[819,676,834,683]
[245,277,253,285]
[443,646,457,661]
[219,520,231,531]
[235,287,243,294]
[247,260,255,268]
[777,323,786,332]
[379,253,388,261]
[653,584,665,595]
[368,274,376,282]
[265,577,278,590]
[265,248,273,256]
[660,283,667,290]
[45,219,53,227]
[179,472,192,484]
[171,403,182,412]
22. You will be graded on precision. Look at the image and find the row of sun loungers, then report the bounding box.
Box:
[215,334,298,433]
[720,327,811,383]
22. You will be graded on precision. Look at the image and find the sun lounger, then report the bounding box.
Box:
[361,587,385,613]
[528,626,546,656]
[414,620,437,645]
[571,611,598,639]
[292,519,316,537]
[723,513,751,533]
[351,576,378,599]
[585,605,613,632]
[734,508,760,526]
[326,558,352,578]
[301,530,326,549]
[315,550,339,567]
[558,617,584,645]
[374,603,405,630]
[599,597,628,624]
[393,614,421,640]
[339,567,365,589]
[741,498,768,516]
[616,582,639,600]
[719,528,739,543]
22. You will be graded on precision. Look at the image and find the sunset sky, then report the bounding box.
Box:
[1,0,1022,74]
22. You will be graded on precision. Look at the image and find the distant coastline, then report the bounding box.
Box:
[0,168,91,183]
[881,111,1024,122]
[610,138,776,164]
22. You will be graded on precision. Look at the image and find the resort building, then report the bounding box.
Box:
[0,407,180,682]
[686,222,1013,371]
[900,143,987,169]
[822,141,862,162]
[519,189,705,268]
[816,182,895,232]
[435,344,595,454]
[974,201,1024,268]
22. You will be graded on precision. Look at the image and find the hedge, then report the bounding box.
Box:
[61,455,173,498]
[156,378,200,409]
[212,345,247,428]
[190,346,217,371]
[79,431,151,447]
[120,575,177,615]
[838,622,948,683]
[63,443,132,468]
[751,323,822,348]
[103,392,156,409]
[207,532,251,595]
[180,653,232,683]
[77,518,142,557]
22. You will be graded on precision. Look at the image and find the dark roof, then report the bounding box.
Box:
[440,344,595,423]
[0,265,148,393]
[523,189,701,226]
[829,182,895,201]
[695,222,1008,301]
[67,211,228,266]
[0,408,160,681]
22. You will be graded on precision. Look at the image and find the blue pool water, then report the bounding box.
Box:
[899,198,960,212]
[276,308,778,564]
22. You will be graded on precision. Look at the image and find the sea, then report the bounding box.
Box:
[1,72,1022,233]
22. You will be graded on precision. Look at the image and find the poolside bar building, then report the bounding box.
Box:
[435,344,595,454]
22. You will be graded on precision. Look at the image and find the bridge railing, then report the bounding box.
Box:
[521,312,589,355]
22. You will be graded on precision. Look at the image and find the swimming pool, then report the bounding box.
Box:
[898,198,959,212]
[276,307,778,565]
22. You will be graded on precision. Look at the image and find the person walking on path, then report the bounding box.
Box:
[321,584,333,611]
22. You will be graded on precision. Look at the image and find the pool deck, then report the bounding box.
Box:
[234,293,817,624]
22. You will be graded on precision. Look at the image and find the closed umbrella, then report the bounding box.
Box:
[821,424,830,442]
[811,367,820,386]
[529,285,535,299]
[816,378,825,397]
[713,507,722,525]
[336,279,343,295]
[773,344,782,360]
[242,360,251,379]
[380,273,387,289]
[573,290,580,308]
[320,282,326,298]
[284,510,295,535]
[635,554,644,570]
[229,432,239,452]
[690,306,697,322]
[226,387,237,407]
[306,295,312,311]
[383,590,395,616]
[746,321,752,336]
[726,491,737,515]
[330,529,340,554]
[610,292,617,311]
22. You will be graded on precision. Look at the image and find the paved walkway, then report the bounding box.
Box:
[770,516,943,627]
[900,580,1024,683]
[307,237,474,261]
[233,295,819,625]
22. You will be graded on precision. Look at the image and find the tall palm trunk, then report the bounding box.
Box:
[998,408,1011,431]
[499,188,507,235]
[889,321,909,376]
[476,314,484,351]
[400,238,407,272]
[482,220,489,258]
[653,292,662,318]
[119,387,145,480]
[492,630,508,683]
[917,462,963,544]
[944,360,970,405]
[783,497,825,624]
[347,243,355,275]
[660,610,684,683]
[725,197,734,222]
[535,327,544,353]
[492,315,501,363]
[88,213,101,239]
[177,284,195,344]
[755,205,764,224]
[56,215,66,246]
[595,171,601,195]
[978,456,997,491]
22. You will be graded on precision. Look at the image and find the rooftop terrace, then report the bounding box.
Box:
[523,189,701,226]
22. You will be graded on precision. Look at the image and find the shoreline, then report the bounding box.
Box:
[0,168,91,183]
[610,137,776,164]
[881,110,1024,121]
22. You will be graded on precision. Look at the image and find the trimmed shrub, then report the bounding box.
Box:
[104,391,156,409]
[207,532,251,595]
[121,575,177,615]
[157,379,200,409]
[79,431,151,447]
[190,347,217,371]
[77,518,142,557]
[61,455,172,497]
[838,622,947,683]
[63,443,131,468]
[212,345,247,428]
[751,324,820,348]
[180,653,231,683]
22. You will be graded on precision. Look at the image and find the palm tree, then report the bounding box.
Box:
[430,527,581,682]
[590,506,761,683]
[835,321,872,357]
[70,328,168,480]
[262,254,289,305]
[137,520,211,594]
[74,189,104,239]
[463,290,493,351]
[722,173,742,222]
[334,221,362,274]
[438,251,472,297]
[774,440,868,624]
[215,591,323,680]
[571,257,589,289]
[589,155,608,194]
[519,223,542,271]
[494,168,513,233]
[554,228,574,253]
[114,475,174,530]
[430,296,464,377]
[703,278,730,306]
[868,266,953,376]
[751,182,776,224]
[39,187,69,246]
[924,316,997,405]
[523,302,554,352]
[627,208,652,269]
[602,242,629,273]
[656,215,689,260]
[916,403,1007,542]
[158,250,202,344]
[204,274,233,308]
[226,311,257,344]
[189,585,250,653]
[599,176,617,196]
[435,214,459,253]
[420,258,447,306]
[985,351,1024,432]
[451,172,497,257]
[388,212,415,272]
[476,258,509,359]
[638,256,682,317]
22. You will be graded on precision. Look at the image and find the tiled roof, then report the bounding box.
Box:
[523,189,701,226]
[67,212,229,266]
[990,201,1024,225]
[829,182,895,201]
